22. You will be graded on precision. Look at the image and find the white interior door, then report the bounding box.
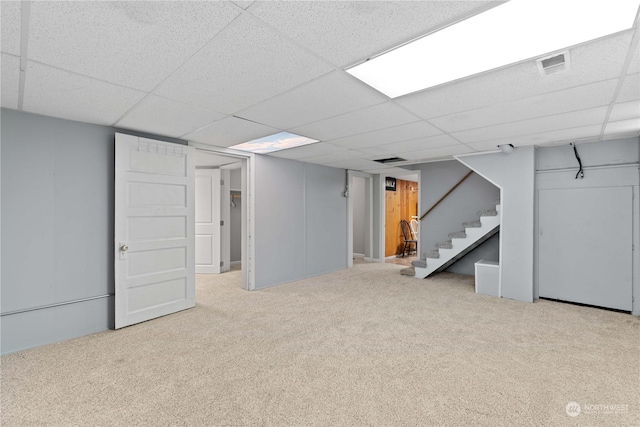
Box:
[114,133,195,329]
[538,186,633,311]
[196,169,221,273]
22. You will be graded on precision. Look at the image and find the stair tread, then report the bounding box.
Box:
[400,267,415,276]
[448,230,467,239]
[462,220,482,228]
[426,250,440,259]
[412,259,427,268]
[435,240,453,249]
[477,209,498,216]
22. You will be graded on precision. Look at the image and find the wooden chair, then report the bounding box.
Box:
[409,219,419,240]
[400,219,417,257]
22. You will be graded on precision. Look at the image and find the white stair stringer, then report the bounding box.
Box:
[413,204,501,279]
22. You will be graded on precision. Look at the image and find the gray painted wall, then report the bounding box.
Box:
[230,167,241,190]
[305,163,348,277]
[410,160,500,275]
[253,155,347,288]
[230,169,242,263]
[1,108,186,354]
[458,146,537,303]
[447,233,500,276]
[230,190,242,263]
[352,176,366,255]
[535,137,639,314]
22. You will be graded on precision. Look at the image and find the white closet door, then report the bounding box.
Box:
[114,133,195,329]
[195,169,221,274]
[538,186,632,310]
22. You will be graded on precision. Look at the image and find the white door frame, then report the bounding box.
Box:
[347,170,374,267]
[190,142,255,291]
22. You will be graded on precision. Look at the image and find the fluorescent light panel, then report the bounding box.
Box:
[230,131,319,154]
[347,0,640,98]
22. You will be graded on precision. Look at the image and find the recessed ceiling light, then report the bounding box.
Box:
[230,131,319,154]
[347,0,640,98]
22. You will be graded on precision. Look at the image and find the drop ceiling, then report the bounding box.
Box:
[1,1,638,174]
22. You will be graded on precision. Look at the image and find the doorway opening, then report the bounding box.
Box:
[347,171,373,267]
[384,172,420,267]
[193,145,254,291]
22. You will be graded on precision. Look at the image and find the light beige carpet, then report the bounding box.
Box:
[2,262,639,426]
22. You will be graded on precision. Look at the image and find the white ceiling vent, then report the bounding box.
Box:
[537,51,571,76]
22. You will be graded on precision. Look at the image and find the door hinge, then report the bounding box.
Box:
[220,261,224,267]
[220,220,224,226]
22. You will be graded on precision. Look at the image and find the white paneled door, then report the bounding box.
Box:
[114,133,195,329]
[195,168,231,274]
[196,169,221,273]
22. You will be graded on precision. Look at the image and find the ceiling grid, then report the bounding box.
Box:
[0,0,637,171]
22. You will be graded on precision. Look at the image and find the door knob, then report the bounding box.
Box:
[120,244,129,252]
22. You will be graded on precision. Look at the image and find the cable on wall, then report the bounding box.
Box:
[570,142,584,179]
[343,170,349,197]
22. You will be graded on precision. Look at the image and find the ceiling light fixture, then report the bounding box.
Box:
[230,132,318,154]
[498,144,515,154]
[347,0,640,98]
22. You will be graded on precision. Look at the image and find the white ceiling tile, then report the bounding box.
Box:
[236,71,387,130]
[362,167,414,176]
[430,79,618,133]
[1,1,21,55]
[115,95,225,138]
[325,158,384,171]
[23,62,146,126]
[452,107,609,144]
[183,116,280,148]
[397,31,634,120]
[291,102,418,142]
[360,134,460,157]
[156,14,333,114]
[327,120,442,150]
[231,1,255,10]
[302,149,367,165]
[397,144,474,161]
[195,150,240,168]
[249,1,501,67]
[268,142,345,160]
[604,119,640,136]
[28,1,240,91]
[616,73,639,103]
[628,46,639,75]
[1,53,20,109]
[609,100,640,122]
[467,125,604,150]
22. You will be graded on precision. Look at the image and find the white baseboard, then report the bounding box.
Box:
[230,260,241,266]
[365,257,384,263]
[353,253,365,258]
